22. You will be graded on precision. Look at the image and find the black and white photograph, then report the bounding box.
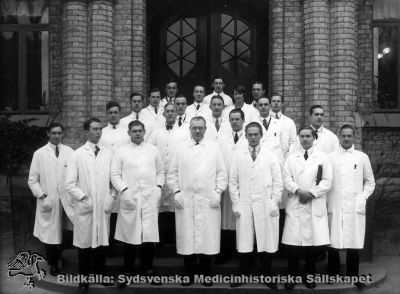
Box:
[0,0,399,293]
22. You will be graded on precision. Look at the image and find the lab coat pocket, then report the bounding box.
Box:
[38,196,53,213]
[174,192,184,209]
[312,197,327,217]
[268,198,279,217]
[79,196,93,214]
[104,195,115,214]
[355,195,366,215]
[120,190,137,210]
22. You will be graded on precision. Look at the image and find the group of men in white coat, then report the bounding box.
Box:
[28,77,375,291]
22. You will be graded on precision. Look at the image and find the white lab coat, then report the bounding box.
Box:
[223,103,258,125]
[270,111,297,159]
[282,147,332,246]
[111,142,164,244]
[167,139,228,255]
[289,126,339,155]
[229,147,283,253]
[204,116,232,141]
[28,143,74,244]
[66,142,115,249]
[327,146,375,249]
[217,131,247,230]
[98,123,130,153]
[204,91,233,108]
[148,126,190,212]
[119,110,155,140]
[186,102,212,120]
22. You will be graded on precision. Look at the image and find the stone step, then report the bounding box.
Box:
[35,261,387,294]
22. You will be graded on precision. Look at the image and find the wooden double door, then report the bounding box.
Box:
[150,0,268,104]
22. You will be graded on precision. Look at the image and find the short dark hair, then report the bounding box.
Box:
[83,118,101,131]
[234,85,246,94]
[229,108,245,120]
[252,81,265,90]
[128,120,145,131]
[257,96,271,104]
[271,92,284,103]
[210,95,224,104]
[130,92,143,102]
[190,116,206,126]
[309,105,324,115]
[106,101,121,111]
[339,124,355,135]
[193,84,205,91]
[149,87,161,95]
[165,79,178,87]
[245,122,263,136]
[47,122,64,132]
[212,75,225,84]
[298,126,317,138]
[163,102,176,110]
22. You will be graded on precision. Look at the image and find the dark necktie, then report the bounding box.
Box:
[95,145,100,157]
[275,113,279,119]
[166,125,173,130]
[155,107,158,114]
[195,142,199,145]
[178,117,182,127]
[112,124,116,129]
[215,119,220,131]
[304,150,308,161]
[136,112,139,120]
[55,145,59,158]
[234,133,239,144]
[315,130,319,140]
[251,147,257,161]
[196,104,200,110]
[262,118,270,131]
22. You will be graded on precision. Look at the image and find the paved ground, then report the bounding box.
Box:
[1,233,399,294]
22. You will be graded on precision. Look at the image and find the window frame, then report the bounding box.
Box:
[0,23,49,114]
[372,20,400,112]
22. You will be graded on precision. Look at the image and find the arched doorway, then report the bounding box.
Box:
[149,0,268,103]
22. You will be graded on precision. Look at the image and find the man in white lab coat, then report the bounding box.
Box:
[167,116,228,286]
[66,118,116,292]
[28,123,74,276]
[204,95,231,141]
[251,81,266,108]
[119,93,154,139]
[229,122,283,289]
[223,85,257,125]
[282,126,333,289]
[327,124,375,288]
[186,85,212,120]
[203,76,233,107]
[215,108,248,265]
[175,95,191,129]
[111,120,164,286]
[160,79,178,108]
[148,103,189,247]
[142,88,165,128]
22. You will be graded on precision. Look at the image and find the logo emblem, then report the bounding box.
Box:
[7,251,47,288]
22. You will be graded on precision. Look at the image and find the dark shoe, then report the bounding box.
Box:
[316,251,326,262]
[230,282,243,288]
[202,281,213,287]
[265,282,278,289]
[354,282,365,288]
[50,265,60,276]
[117,281,127,288]
[214,254,230,265]
[284,282,296,290]
[304,281,317,289]
[102,281,114,287]
[78,283,89,292]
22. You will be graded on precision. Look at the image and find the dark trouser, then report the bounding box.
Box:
[238,252,273,276]
[158,212,176,246]
[183,254,212,279]
[277,209,286,258]
[218,230,236,259]
[328,248,360,276]
[122,242,154,274]
[77,246,106,277]
[286,245,322,277]
[45,244,58,266]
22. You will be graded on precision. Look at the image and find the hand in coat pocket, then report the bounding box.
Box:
[209,191,221,208]
[355,195,366,215]
[174,192,184,209]
[232,204,241,217]
[120,189,137,210]
[38,196,53,213]
[269,199,279,217]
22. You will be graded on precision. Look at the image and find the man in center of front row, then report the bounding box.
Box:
[229,122,283,289]
[282,126,333,290]
[167,117,228,286]
[111,120,165,287]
